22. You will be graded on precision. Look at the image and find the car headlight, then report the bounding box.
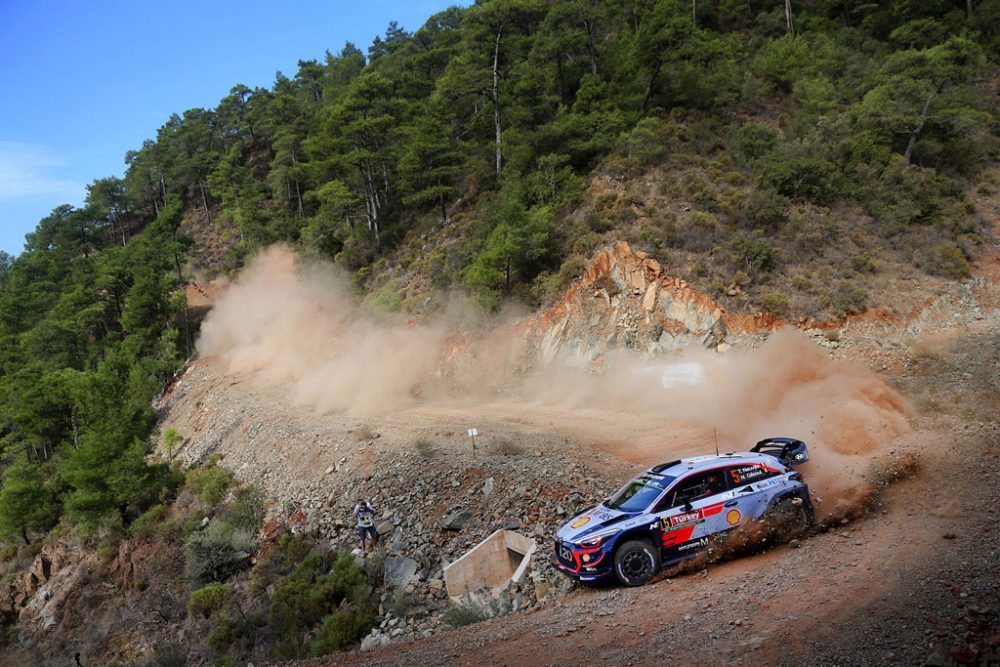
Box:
[575,529,620,548]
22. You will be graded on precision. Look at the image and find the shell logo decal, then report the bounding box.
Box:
[725,509,742,526]
[570,515,591,529]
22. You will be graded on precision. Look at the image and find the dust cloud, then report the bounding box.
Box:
[198,246,910,516]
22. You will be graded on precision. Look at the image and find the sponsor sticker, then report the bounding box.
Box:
[726,509,742,526]
[678,537,709,552]
[570,515,591,529]
[671,511,702,526]
[729,465,770,485]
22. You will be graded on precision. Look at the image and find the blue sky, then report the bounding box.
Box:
[0,0,462,256]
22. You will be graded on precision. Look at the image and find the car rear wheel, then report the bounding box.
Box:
[766,497,812,542]
[613,539,660,587]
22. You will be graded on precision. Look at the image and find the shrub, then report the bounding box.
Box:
[758,152,836,203]
[352,425,376,441]
[490,438,524,456]
[207,612,262,655]
[442,594,514,629]
[851,252,878,274]
[185,459,233,505]
[162,427,184,460]
[389,588,419,618]
[556,255,587,287]
[278,532,313,566]
[621,118,667,165]
[758,292,789,316]
[923,242,972,280]
[130,504,168,541]
[226,487,264,534]
[746,189,790,229]
[270,552,376,659]
[827,282,868,317]
[309,607,377,656]
[150,643,187,667]
[184,520,256,584]
[442,602,489,628]
[414,439,438,459]
[735,122,781,162]
[732,234,776,272]
[370,280,403,313]
[187,582,230,619]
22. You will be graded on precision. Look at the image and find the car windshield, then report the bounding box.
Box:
[606,475,674,512]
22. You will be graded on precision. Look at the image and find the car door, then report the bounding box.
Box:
[654,470,731,564]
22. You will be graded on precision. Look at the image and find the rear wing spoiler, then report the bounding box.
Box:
[751,438,810,467]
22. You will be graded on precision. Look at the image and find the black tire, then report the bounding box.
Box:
[766,497,812,542]
[613,539,660,587]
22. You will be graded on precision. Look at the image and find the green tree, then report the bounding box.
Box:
[857,37,987,167]
[0,459,59,544]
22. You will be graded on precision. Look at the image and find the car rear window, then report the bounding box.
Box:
[606,475,673,512]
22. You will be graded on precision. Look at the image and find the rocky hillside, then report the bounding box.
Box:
[5,224,998,664]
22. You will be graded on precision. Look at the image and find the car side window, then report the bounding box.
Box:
[663,471,728,509]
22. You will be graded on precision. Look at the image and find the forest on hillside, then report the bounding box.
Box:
[0,0,998,623]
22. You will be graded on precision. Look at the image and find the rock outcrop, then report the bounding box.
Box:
[528,241,779,363]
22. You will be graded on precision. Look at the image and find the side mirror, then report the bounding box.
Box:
[682,501,693,512]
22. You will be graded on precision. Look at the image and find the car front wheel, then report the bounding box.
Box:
[613,539,660,587]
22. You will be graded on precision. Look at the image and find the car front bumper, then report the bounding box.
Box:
[553,539,613,581]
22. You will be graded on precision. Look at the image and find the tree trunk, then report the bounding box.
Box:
[692,0,697,28]
[785,0,795,35]
[640,60,663,112]
[583,19,599,75]
[492,23,506,178]
[174,250,192,357]
[967,0,974,19]
[904,91,937,164]
[555,54,567,106]
[199,181,212,224]
[291,148,305,220]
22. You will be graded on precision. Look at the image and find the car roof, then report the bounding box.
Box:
[644,452,780,478]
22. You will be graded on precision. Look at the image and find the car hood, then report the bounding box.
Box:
[556,504,636,543]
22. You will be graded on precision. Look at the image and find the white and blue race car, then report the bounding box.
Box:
[554,438,814,586]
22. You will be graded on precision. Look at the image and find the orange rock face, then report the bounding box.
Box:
[528,242,779,361]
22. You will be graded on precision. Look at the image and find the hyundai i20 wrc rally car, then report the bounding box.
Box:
[554,438,814,586]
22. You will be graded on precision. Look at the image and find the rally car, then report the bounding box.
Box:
[554,438,814,586]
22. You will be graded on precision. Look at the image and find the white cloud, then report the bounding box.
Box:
[0,141,84,201]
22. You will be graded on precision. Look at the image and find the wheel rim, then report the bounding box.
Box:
[621,549,653,581]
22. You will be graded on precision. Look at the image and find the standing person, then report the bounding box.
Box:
[354,498,379,553]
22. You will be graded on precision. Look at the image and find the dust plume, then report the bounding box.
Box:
[196,245,522,414]
[528,329,911,518]
[198,246,910,516]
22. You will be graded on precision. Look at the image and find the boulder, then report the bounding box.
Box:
[384,556,419,588]
[440,510,473,531]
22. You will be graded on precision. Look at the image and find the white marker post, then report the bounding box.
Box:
[467,428,478,453]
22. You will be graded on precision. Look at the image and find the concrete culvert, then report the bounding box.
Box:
[443,530,536,599]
